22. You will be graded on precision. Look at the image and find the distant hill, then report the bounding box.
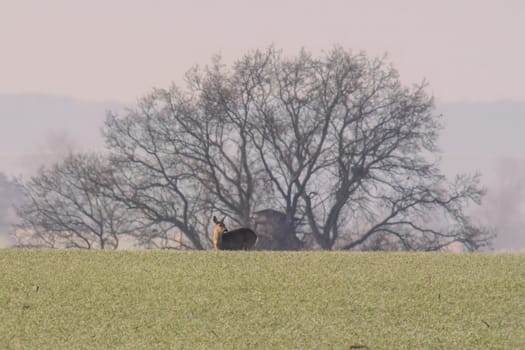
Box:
[0,94,123,176]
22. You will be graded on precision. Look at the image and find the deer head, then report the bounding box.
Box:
[212,216,227,251]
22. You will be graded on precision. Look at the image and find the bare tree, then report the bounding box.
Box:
[241,48,361,247]
[181,57,273,226]
[98,46,492,251]
[101,61,275,248]
[226,47,491,250]
[102,92,235,249]
[299,52,492,251]
[14,153,137,249]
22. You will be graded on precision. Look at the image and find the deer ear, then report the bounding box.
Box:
[213,216,218,224]
[221,216,226,223]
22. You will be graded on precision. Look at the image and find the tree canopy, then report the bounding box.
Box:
[15,47,493,250]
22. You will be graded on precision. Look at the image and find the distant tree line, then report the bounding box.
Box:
[14,47,493,250]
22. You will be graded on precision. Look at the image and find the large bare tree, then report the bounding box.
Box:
[69,46,491,251]
[238,47,492,250]
[190,47,490,250]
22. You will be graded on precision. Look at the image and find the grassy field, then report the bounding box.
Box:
[0,250,523,349]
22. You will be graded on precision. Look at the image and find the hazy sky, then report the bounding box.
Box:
[1,0,524,103]
[1,1,524,250]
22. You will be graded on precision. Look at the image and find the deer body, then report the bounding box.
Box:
[213,216,257,251]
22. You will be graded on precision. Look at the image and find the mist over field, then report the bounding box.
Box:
[0,94,523,250]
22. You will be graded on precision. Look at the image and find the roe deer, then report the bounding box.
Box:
[212,216,257,251]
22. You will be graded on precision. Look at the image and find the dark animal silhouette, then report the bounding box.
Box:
[212,216,257,251]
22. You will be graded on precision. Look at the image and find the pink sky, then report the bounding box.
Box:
[1,0,524,103]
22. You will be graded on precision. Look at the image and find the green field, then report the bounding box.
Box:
[0,250,523,349]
